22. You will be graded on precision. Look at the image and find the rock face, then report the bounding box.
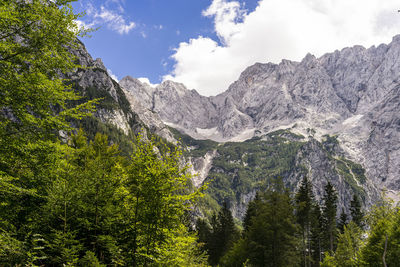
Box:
[120,77,220,140]
[119,76,176,143]
[121,35,400,198]
[67,41,176,144]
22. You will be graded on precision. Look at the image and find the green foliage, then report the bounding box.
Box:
[0,129,207,265]
[202,131,305,214]
[338,208,348,234]
[359,197,395,266]
[77,116,134,155]
[196,202,239,266]
[322,134,339,154]
[155,225,209,267]
[0,2,95,262]
[223,178,301,267]
[0,229,25,264]
[0,0,96,141]
[334,222,363,267]
[79,251,105,267]
[118,135,204,265]
[219,238,249,267]
[295,176,319,266]
[322,182,338,253]
[208,202,239,265]
[350,194,365,229]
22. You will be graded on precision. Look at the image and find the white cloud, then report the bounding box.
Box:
[138,77,158,88]
[107,69,119,81]
[80,2,135,35]
[165,0,400,96]
[95,6,135,34]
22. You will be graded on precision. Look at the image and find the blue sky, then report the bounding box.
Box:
[74,0,400,96]
[73,0,258,85]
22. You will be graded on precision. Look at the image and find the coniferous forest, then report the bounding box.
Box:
[2,0,400,266]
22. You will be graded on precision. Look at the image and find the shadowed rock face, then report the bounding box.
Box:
[120,35,400,196]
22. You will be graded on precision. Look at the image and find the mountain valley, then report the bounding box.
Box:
[68,35,400,219]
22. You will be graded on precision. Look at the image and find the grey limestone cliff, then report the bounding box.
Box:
[120,35,400,206]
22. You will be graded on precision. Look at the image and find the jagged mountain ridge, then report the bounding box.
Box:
[120,35,400,198]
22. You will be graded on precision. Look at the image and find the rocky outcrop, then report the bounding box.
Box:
[120,77,176,143]
[67,40,178,143]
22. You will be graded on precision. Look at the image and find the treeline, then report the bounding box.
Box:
[196,177,400,266]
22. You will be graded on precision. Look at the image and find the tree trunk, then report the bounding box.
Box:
[383,234,388,267]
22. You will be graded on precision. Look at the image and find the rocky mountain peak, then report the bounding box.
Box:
[121,35,400,198]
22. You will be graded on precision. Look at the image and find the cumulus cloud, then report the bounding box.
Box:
[164,0,400,96]
[138,77,159,88]
[79,1,135,35]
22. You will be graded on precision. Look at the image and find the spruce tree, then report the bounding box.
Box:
[338,208,348,234]
[350,194,364,229]
[310,202,323,267]
[243,192,261,233]
[245,177,301,266]
[196,218,211,246]
[322,182,338,253]
[295,176,314,267]
[207,202,238,266]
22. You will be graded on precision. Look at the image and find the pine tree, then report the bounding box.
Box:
[321,182,338,254]
[196,218,211,246]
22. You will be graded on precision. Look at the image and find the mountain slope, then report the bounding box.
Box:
[121,35,400,197]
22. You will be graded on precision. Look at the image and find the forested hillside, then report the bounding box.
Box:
[171,128,374,220]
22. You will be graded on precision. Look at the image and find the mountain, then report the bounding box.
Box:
[65,40,176,153]
[120,35,400,207]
